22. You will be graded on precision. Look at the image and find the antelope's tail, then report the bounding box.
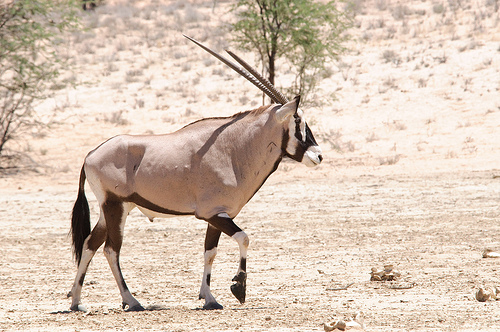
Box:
[70,165,91,265]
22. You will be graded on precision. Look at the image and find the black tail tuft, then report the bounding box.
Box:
[70,166,91,265]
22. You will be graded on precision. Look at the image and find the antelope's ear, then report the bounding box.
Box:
[275,95,300,123]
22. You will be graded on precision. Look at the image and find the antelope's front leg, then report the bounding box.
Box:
[199,225,223,310]
[207,213,249,305]
[230,231,248,304]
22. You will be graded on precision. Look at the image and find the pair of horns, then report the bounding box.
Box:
[183,35,289,105]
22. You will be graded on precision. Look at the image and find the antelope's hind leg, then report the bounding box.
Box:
[102,200,145,311]
[69,214,107,312]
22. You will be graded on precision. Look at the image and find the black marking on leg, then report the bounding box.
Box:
[77,273,85,287]
[206,214,242,237]
[116,262,129,291]
[121,278,128,291]
[205,225,221,251]
[110,242,129,293]
[240,258,246,272]
[230,272,247,304]
[206,273,211,287]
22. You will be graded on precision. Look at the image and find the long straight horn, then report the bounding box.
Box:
[225,50,289,105]
[183,34,284,104]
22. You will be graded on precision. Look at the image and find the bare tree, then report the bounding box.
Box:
[231,0,352,103]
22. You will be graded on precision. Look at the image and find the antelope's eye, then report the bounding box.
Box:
[295,118,301,124]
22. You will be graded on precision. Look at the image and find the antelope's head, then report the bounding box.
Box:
[184,35,322,167]
[275,96,322,167]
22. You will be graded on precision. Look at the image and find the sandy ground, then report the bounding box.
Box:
[1,0,500,331]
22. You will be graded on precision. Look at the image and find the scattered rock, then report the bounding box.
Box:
[482,249,500,258]
[475,287,500,302]
[324,320,345,331]
[324,312,365,331]
[475,288,491,302]
[370,264,401,281]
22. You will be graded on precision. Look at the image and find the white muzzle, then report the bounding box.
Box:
[302,145,323,167]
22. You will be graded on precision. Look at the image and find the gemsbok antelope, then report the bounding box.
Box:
[68,35,323,311]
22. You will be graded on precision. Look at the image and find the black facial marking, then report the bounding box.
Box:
[283,122,319,163]
[293,113,303,141]
[305,124,318,145]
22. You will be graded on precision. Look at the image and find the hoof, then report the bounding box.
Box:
[230,272,246,304]
[123,302,145,312]
[203,302,223,310]
[70,304,87,312]
[230,283,246,304]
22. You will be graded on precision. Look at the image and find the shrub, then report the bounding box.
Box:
[0,0,81,165]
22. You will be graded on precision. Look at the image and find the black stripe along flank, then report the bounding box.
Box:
[106,192,194,216]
